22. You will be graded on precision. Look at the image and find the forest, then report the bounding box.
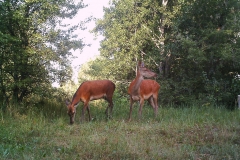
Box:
[1,0,240,109]
[1,0,240,159]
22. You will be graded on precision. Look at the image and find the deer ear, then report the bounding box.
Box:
[65,99,70,106]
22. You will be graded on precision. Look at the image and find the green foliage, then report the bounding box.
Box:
[78,57,116,83]
[165,0,240,107]
[93,0,166,81]
[89,0,240,108]
[0,0,87,105]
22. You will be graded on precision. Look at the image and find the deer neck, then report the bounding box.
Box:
[131,71,144,95]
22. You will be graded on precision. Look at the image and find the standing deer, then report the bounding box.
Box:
[66,80,115,124]
[128,61,160,121]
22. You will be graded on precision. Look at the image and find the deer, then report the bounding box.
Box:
[128,61,160,121]
[65,80,115,124]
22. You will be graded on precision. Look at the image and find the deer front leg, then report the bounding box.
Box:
[86,105,92,121]
[128,97,134,121]
[138,98,144,120]
[81,102,88,123]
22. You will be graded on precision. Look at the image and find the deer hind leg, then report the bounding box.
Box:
[153,94,158,118]
[148,96,158,117]
[148,96,155,109]
[109,98,113,118]
[105,96,113,119]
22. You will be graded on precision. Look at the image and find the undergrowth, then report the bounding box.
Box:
[0,98,240,159]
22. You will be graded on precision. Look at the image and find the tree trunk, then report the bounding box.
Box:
[159,0,169,78]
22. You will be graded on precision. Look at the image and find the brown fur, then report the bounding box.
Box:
[66,80,115,124]
[128,63,160,121]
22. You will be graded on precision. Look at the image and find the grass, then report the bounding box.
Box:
[1,98,240,159]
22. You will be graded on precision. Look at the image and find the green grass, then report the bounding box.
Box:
[1,99,240,159]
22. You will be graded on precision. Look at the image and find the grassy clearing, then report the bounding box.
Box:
[1,99,240,159]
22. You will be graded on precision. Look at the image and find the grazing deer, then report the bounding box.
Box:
[66,80,115,124]
[128,61,160,121]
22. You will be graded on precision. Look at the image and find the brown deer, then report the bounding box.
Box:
[66,80,115,124]
[128,61,160,121]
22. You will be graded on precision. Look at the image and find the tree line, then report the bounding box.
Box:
[1,0,240,110]
[84,0,240,108]
[0,0,87,110]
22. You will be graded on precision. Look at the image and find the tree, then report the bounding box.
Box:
[94,1,154,75]
[163,0,240,106]
[0,0,87,106]
[90,0,240,107]
[92,0,178,95]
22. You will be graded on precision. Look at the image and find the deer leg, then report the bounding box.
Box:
[81,102,88,123]
[105,96,113,119]
[138,98,144,120]
[109,98,113,119]
[86,105,92,121]
[148,96,155,109]
[153,95,158,118]
[128,97,134,121]
[105,105,109,117]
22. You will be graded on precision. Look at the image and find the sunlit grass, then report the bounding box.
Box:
[1,98,240,159]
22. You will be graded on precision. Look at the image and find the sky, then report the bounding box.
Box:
[68,0,110,83]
